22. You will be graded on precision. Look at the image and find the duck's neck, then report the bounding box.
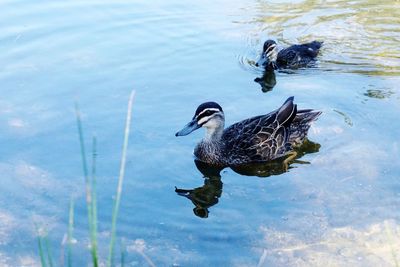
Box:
[204,124,224,142]
[267,46,278,63]
[194,124,225,165]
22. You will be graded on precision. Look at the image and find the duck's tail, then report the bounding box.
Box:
[310,40,323,50]
[305,41,323,58]
[295,109,322,123]
[289,109,322,146]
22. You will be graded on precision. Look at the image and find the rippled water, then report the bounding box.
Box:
[0,0,399,266]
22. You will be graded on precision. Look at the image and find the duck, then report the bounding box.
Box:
[175,97,321,166]
[256,40,323,69]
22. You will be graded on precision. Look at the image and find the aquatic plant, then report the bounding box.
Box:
[37,91,135,266]
[108,90,135,267]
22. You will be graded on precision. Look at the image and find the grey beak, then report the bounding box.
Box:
[175,118,201,136]
[256,44,277,67]
[256,55,267,67]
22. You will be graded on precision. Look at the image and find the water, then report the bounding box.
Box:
[0,0,399,266]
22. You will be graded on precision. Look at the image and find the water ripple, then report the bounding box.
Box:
[237,0,400,76]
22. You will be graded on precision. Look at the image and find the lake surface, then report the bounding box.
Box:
[1,0,400,266]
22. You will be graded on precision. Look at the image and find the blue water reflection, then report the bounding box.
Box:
[0,0,400,266]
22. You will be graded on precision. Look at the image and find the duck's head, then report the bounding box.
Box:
[256,39,278,67]
[175,102,225,138]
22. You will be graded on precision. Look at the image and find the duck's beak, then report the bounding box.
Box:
[175,118,200,136]
[255,55,267,67]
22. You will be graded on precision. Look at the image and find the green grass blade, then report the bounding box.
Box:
[107,90,136,267]
[136,250,156,267]
[44,236,54,267]
[74,102,91,200]
[91,136,97,264]
[91,136,98,228]
[91,135,99,265]
[120,239,126,267]
[67,198,74,267]
[74,102,98,266]
[35,222,47,267]
[37,234,47,267]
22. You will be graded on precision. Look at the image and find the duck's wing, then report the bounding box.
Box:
[277,47,299,66]
[222,97,297,163]
[278,41,323,67]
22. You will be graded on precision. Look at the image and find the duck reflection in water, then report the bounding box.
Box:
[175,161,223,218]
[254,65,277,93]
[175,139,320,218]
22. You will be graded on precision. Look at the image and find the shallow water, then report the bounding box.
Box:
[0,0,400,266]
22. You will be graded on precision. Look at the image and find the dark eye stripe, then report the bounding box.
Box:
[197,110,217,121]
[198,113,223,126]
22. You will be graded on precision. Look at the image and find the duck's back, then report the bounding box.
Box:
[221,98,297,165]
[277,41,323,68]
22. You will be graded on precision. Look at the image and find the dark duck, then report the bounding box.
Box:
[175,97,321,167]
[256,40,323,69]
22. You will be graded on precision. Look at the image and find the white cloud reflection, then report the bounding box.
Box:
[256,220,400,267]
[0,160,76,266]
